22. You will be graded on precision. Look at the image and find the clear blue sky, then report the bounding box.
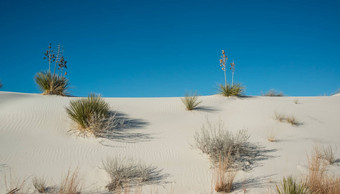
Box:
[0,0,339,97]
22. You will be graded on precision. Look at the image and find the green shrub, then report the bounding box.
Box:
[219,84,244,97]
[35,72,69,96]
[276,176,309,194]
[181,93,201,111]
[66,94,109,133]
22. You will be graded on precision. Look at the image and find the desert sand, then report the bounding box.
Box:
[0,91,340,193]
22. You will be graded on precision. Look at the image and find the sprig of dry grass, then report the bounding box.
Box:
[59,168,81,194]
[214,153,237,193]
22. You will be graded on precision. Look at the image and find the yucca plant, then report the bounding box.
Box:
[276,176,309,194]
[219,83,244,97]
[35,43,69,96]
[66,94,109,133]
[181,93,201,111]
[35,72,69,96]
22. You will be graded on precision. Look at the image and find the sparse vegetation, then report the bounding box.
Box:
[267,134,276,142]
[263,89,284,97]
[35,43,69,96]
[181,93,201,111]
[274,113,300,126]
[102,158,164,192]
[66,93,109,135]
[294,99,299,104]
[194,120,251,168]
[32,177,48,193]
[4,172,28,194]
[59,168,81,194]
[0,80,3,89]
[214,154,237,193]
[275,176,309,194]
[219,83,244,97]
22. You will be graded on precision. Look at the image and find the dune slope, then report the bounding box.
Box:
[0,92,340,193]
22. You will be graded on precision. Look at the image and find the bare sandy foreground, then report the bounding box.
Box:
[0,91,340,193]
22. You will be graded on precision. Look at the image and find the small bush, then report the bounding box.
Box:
[59,168,81,194]
[215,154,237,193]
[35,72,69,96]
[181,93,201,111]
[322,145,336,165]
[219,84,244,97]
[66,94,109,134]
[294,99,299,104]
[275,176,309,194]
[102,158,162,192]
[194,120,251,168]
[32,177,47,193]
[263,89,284,97]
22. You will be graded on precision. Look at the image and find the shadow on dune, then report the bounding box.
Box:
[236,144,278,171]
[196,106,220,113]
[233,173,277,191]
[98,111,152,144]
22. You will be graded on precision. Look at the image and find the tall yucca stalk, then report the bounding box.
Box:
[35,43,69,95]
[230,60,235,87]
[220,50,228,87]
[66,94,109,131]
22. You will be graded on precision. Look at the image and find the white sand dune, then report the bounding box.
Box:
[1,91,340,193]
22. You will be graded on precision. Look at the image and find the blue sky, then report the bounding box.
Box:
[0,0,339,97]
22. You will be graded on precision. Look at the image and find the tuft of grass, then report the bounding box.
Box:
[305,147,340,194]
[267,134,276,142]
[294,99,299,104]
[0,80,3,89]
[102,158,163,192]
[263,89,284,97]
[219,83,244,97]
[194,120,251,169]
[274,113,300,126]
[214,153,237,193]
[32,177,48,193]
[35,72,69,96]
[181,93,201,111]
[275,176,309,194]
[59,168,81,194]
[322,145,336,165]
[66,93,109,134]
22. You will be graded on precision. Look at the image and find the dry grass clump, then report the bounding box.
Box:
[214,154,237,193]
[294,99,299,104]
[35,72,69,96]
[59,168,81,194]
[304,147,340,194]
[274,113,300,126]
[66,93,110,135]
[102,158,163,192]
[275,176,309,194]
[32,177,48,193]
[194,120,251,169]
[263,89,284,97]
[181,93,202,111]
[219,84,244,97]
[267,134,276,142]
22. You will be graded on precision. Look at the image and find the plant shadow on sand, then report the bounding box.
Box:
[233,144,278,172]
[195,106,220,113]
[97,111,152,144]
